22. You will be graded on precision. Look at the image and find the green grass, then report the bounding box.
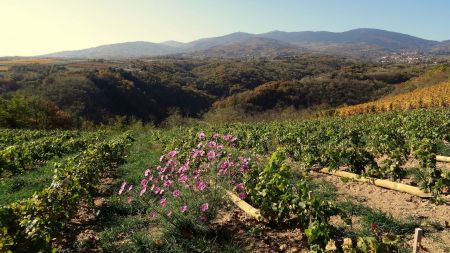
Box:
[310,179,338,201]
[337,201,420,236]
[437,142,450,156]
[0,156,66,205]
[334,200,419,252]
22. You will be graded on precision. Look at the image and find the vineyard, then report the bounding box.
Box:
[158,109,450,196]
[1,109,450,252]
[336,81,450,116]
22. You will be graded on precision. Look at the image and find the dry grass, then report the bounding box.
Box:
[0,58,61,65]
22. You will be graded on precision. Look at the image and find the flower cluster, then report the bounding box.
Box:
[119,132,250,225]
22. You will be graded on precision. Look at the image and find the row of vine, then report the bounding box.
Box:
[0,133,133,252]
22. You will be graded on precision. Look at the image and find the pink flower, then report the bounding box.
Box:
[223,134,233,141]
[163,179,173,187]
[224,134,237,143]
[212,133,220,139]
[199,215,207,223]
[139,186,147,196]
[216,144,224,150]
[238,157,250,173]
[207,150,216,160]
[178,174,188,184]
[166,159,177,167]
[218,160,230,175]
[192,148,205,158]
[153,186,161,194]
[198,132,206,140]
[118,182,127,195]
[238,193,247,200]
[193,168,200,176]
[149,211,157,220]
[196,181,208,191]
[144,169,151,177]
[167,211,172,218]
[172,189,181,198]
[178,165,188,174]
[235,183,245,191]
[200,203,209,212]
[167,150,178,157]
[208,141,217,148]
[159,155,164,162]
[180,204,188,213]
[127,185,133,192]
[141,179,148,187]
[127,196,133,203]
[160,198,167,207]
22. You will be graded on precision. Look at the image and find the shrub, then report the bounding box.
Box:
[121,132,251,236]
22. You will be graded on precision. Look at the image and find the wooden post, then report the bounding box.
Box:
[308,191,313,224]
[413,228,423,253]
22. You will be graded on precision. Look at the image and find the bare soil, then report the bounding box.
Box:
[310,172,450,253]
[213,208,308,253]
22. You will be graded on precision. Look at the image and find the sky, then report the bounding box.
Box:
[1,0,450,56]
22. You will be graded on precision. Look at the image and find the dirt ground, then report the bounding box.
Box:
[310,172,450,253]
[212,167,449,253]
[213,208,308,253]
[58,170,449,253]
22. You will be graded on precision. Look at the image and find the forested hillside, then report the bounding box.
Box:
[0,56,443,128]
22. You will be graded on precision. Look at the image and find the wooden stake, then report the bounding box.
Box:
[224,190,266,222]
[308,190,313,224]
[413,228,423,253]
[436,155,450,163]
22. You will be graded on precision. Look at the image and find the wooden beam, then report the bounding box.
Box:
[319,168,432,198]
[436,155,450,163]
[225,189,267,222]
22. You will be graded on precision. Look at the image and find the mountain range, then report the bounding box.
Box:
[42,28,450,59]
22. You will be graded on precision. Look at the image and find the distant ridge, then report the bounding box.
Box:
[41,28,449,59]
[43,41,179,58]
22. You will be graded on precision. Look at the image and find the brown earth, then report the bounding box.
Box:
[310,172,450,253]
[213,208,308,253]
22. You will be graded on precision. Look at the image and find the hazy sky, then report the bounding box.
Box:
[1,0,450,56]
